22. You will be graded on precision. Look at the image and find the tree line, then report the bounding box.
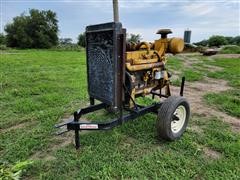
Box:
[0,8,142,49]
[4,9,58,48]
[1,9,239,49]
[194,35,240,47]
[0,9,85,49]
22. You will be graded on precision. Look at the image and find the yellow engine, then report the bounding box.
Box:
[125,29,184,108]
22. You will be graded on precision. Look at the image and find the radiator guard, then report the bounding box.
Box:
[86,22,125,108]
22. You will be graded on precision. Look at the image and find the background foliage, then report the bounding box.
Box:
[127,33,142,43]
[77,33,86,47]
[5,9,59,49]
[194,35,240,47]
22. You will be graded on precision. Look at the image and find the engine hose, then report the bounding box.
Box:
[126,62,164,71]
[135,42,150,54]
[153,50,161,62]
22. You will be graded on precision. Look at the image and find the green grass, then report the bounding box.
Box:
[0,50,88,162]
[204,90,240,117]
[220,45,240,54]
[202,57,240,117]
[1,50,240,179]
[24,115,240,179]
[168,55,240,118]
[167,56,183,71]
[182,69,203,82]
[167,56,204,86]
[168,55,240,87]
[206,58,240,88]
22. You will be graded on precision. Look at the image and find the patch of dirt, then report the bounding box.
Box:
[188,77,230,92]
[120,136,138,148]
[0,52,26,55]
[176,54,231,73]
[170,74,180,81]
[51,133,75,149]
[169,70,182,82]
[177,54,200,68]
[188,125,203,134]
[30,115,93,161]
[0,121,34,134]
[201,64,223,72]
[212,54,240,59]
[171,77,240,132]
[203,147,222,160]
[30,151,56,161]
[30,133,74,161]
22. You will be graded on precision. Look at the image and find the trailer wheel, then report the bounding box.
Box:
[157,96,190,141]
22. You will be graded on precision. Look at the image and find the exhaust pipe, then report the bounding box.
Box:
[113,0,119,22]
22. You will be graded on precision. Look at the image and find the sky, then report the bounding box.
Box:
[1,0,240,43]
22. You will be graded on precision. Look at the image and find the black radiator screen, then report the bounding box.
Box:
[86,22,124,107]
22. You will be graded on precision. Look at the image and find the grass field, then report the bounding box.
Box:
[0,50,240,179]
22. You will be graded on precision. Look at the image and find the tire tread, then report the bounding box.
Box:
[157,96,190,140]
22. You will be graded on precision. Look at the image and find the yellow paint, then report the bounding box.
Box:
[168,38,184,54]
[125,29,184,107]
[126,62,163,71]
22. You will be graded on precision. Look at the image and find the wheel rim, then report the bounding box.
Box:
[171,105,186,133]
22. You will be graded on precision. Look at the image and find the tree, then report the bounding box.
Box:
[194,39,208,46]
[208,35,227,47]
[231,36,240,45]
[59,38,73,45]
[5,9,58,48]
[0,33,6,44]
[77,33,86,47]
[127,33,142,43]
[225,36,233,44]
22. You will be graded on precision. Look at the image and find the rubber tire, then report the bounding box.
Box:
[157,96,190,141]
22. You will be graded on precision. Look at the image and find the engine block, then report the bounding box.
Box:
[124,29,184,108]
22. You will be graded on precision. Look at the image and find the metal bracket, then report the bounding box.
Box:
[123,84,138,110]
[180,76,185,96]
